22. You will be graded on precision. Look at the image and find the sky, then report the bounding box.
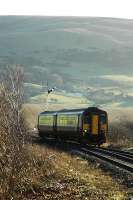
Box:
[0,0,133,19]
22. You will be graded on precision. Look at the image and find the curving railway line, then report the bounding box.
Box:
[34,132,133,174]
[79,146,133,174]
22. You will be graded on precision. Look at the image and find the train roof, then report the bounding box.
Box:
[39,107,106,115]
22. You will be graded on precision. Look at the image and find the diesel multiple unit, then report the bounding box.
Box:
[37,107,108,146]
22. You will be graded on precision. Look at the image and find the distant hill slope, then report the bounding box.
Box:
[0,16,133,107]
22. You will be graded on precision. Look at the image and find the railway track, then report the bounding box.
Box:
[80,146,133,174]
[100,147,133,158]
[34,135,133,174]
[91,147,133,163]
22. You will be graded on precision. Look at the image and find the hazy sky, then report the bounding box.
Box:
[0,0,133,19]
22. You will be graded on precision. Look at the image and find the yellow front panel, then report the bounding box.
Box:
[83,124,89,131]
[92,115,98,135]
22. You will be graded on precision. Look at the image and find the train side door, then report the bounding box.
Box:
[91,114,99,135]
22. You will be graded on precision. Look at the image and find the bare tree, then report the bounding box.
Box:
[0,65,28,199]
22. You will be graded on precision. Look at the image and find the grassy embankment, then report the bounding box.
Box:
[0,141,128,199]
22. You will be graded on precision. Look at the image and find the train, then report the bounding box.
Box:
[37,107,108,146]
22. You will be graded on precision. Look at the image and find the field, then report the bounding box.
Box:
[1,16,133,108]
[30,92,89,105]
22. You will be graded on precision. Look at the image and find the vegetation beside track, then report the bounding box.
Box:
[22,143,129,200]
[109,120,133,149]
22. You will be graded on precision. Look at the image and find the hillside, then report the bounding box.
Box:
[0,16,133,107]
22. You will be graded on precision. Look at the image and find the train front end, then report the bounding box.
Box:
[82,108,108,146]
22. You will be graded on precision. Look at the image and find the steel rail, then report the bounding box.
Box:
[36,136,133,173]
[81,147,133,173]
[90,147,133,164]
[99,147,133,157]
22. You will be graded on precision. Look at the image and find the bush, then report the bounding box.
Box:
[109,119,133,148]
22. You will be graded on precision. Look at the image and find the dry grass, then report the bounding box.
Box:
[0,141,128,199]
[13,144,127,200]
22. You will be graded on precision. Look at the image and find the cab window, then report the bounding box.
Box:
[100,114,106,123]
[83,116,90,123]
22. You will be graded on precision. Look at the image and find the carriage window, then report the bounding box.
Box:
[39,115,54,126]
[57,114,78,126]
